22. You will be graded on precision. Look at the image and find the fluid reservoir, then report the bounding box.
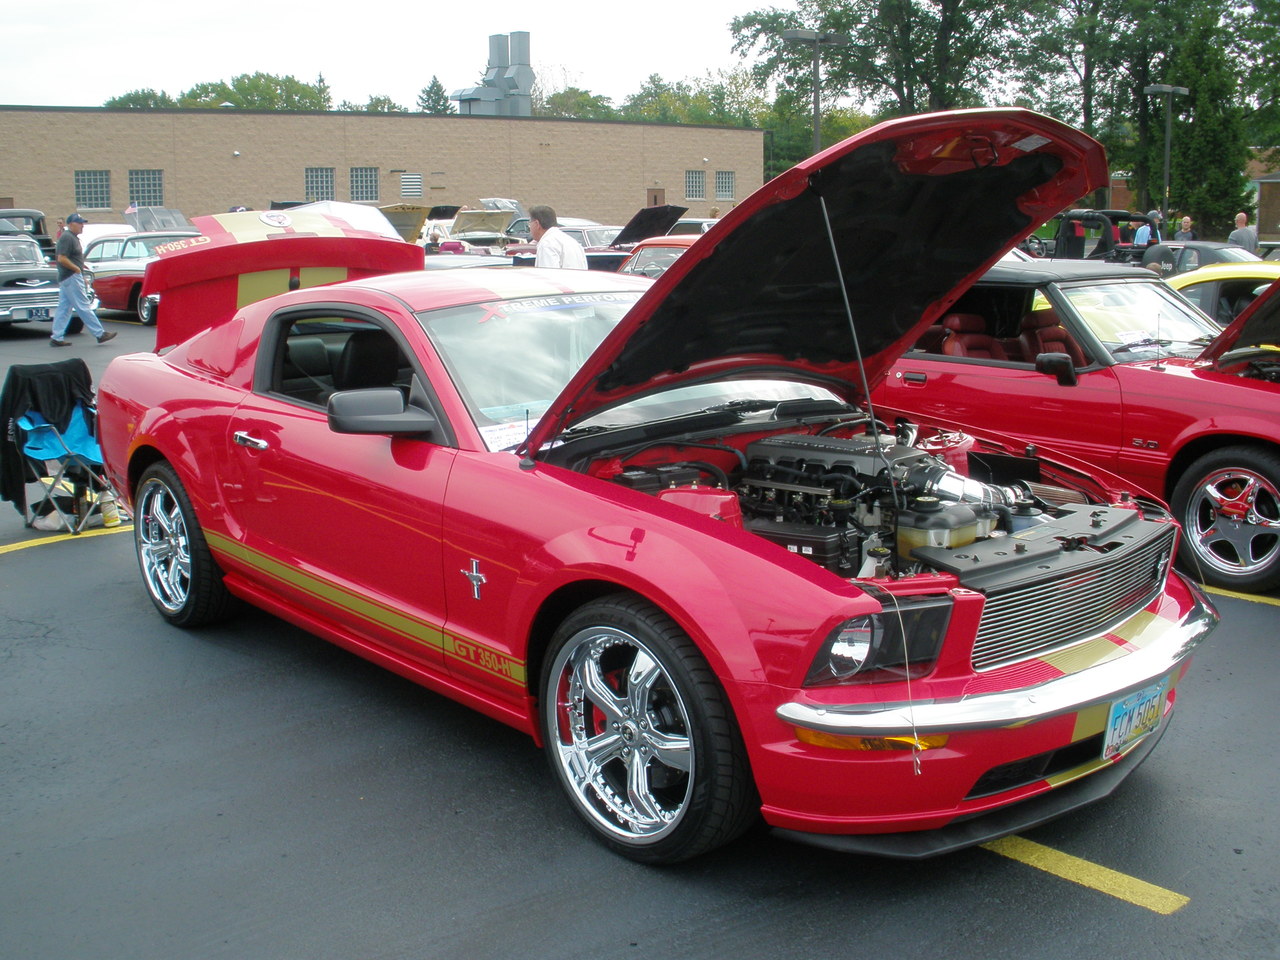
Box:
[897,495,979,558]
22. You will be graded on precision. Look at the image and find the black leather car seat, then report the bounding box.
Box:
[332,329,402,392]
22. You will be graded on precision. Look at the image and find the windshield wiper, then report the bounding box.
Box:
[699,399,779,414]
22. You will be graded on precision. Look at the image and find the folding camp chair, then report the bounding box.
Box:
[1,357,123,533]
[16,403,112,532]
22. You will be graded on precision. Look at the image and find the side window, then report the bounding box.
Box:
[123,239,148,259]
[272,316,411,407]
[86,240,122,262]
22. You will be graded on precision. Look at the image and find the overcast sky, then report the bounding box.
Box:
[5,1,769,110]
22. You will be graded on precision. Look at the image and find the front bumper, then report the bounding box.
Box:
[773,715,1169,859]
[777,582,1217,737]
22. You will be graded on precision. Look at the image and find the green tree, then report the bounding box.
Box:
[178,73,332,110]
[104,88,178,109]
[416,77,456,114]
[536,86,616,119]
[338,95,408,112]
[1167,13,1253,236]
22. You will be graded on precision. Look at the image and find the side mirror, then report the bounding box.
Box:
[1035,352,1078,387]
[328,387,437,437]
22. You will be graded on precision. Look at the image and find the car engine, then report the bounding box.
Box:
[607,429,1155,583]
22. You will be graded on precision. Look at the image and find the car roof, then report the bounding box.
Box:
[980,259,1153,285]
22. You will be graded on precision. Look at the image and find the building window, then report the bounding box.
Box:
[399,173,423,198]
[715,170,735,202]
[305,167,335,202]
[350,167,379,203]
[684,170,706,200]
[74,170,111,209]
[128,169,164,207]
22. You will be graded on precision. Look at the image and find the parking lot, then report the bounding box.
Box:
[3,316,1278,959]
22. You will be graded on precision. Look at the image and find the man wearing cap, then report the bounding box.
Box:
[1132,210,1162,246]
[50,213,116,347]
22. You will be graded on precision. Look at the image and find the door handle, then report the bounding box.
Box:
[233,431,269,450]
[903,372,928,384]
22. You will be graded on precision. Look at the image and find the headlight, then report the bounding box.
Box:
[804,590,952,686]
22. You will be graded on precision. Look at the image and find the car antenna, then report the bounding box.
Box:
[815,189,906,510]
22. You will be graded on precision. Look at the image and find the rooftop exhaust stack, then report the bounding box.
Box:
[452,32,533,117]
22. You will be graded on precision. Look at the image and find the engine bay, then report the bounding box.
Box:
[589,419,1162,586]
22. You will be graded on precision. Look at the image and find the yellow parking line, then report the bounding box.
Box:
[0,524,133,556]
[982,836,1190,914]
[1204,585,1280,607]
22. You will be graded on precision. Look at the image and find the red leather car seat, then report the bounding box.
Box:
[1019,310,1087,366]
[941,313,1007,360]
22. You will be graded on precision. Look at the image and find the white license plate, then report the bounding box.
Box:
[1104,679,1167,758]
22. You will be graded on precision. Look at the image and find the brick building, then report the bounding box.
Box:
[0,106,764,228]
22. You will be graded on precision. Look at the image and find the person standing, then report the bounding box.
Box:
[529,205,587,269]
[1174,216,1198,240]
[1228,212,1259,253]
[1133,210,1162,246]
[50,213,116,347]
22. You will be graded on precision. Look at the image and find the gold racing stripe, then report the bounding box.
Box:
[206,531,525,685]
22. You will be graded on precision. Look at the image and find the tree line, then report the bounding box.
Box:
[104,0,1276,238]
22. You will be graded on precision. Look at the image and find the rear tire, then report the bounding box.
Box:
[134,461,236,627]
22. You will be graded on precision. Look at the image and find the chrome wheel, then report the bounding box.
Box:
[1173,447,1280,591]
[136,475,192,614]
[548,625,693,844]
[540,596,756,863]
[134,462,234,627]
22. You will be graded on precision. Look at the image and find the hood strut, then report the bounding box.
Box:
[816,187,905,509]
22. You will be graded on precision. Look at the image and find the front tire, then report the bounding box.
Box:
[134,461,235,627]
[1171,446,1280,592]
[539,594,757,863]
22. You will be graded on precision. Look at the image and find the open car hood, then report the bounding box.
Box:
[451,210,517,236]
[1198,276,1280,363]
[610,205,689,247]
[522,108,1107,457]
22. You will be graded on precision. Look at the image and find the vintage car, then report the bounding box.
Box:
[877,257,1280,592]
[617,233,700,278]
[84,230,201,323]
[98,109,1216,864]
[0,234,97,328]
[0,208,56,260]
[1166,261,1280,325]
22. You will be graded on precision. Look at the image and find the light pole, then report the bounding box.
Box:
[1143,83,1190,222]
[783,28,852,156]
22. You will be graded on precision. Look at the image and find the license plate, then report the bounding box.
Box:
[16,307,51,319]
[1104,679,1167,758]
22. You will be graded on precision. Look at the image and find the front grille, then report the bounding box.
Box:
[971,527,1175,671]
[967,734,1105,798]
[0,289,59,312]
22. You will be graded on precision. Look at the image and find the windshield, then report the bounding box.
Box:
[0,238,42,264]
[1056,279,1220,361]
[420,291,642,451]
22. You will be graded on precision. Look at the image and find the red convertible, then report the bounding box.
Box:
[98,109,1216,863]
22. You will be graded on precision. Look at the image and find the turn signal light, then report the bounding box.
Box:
[794,728,950,752]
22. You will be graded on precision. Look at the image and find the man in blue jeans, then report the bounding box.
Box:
[50,213,116,347]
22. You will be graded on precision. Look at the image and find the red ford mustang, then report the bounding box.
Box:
[875,258,1280,592]
[98,109,1216,863]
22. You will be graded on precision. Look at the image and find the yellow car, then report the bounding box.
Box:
[1167,261,1280,326]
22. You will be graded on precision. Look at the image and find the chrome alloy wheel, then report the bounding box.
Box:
[1183,465,1280,579]
[136,477,193,614]
[547,626,694,844]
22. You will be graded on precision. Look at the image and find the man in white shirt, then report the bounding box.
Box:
[529,205,587,269]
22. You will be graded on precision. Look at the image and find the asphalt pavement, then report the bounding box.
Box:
[2,313,1278,959]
